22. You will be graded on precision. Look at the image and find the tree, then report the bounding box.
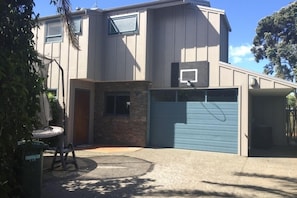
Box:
[287,93,297,107]
[0,0,76,197]
[251,1,297,81]
[0,0,43,196]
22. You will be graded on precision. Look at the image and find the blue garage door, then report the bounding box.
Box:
[150,89,238,154]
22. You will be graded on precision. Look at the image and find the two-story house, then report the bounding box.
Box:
[34,0,297,156]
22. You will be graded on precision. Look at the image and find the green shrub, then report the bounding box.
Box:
[0,0,43,197]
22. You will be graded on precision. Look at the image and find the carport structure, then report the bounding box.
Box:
[220,62,297,156]
[149,62,297,156]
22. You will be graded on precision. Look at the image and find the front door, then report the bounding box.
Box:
[73,89,90,145]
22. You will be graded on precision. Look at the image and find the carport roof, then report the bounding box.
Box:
[249,88,294,96]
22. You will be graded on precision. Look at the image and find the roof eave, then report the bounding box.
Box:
[103,0,186,12]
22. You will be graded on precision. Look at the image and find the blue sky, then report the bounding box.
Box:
[34,0,295,73]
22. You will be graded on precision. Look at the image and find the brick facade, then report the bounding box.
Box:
[94,81,151,147]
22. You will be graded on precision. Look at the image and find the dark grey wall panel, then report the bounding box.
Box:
[171,61,209,88]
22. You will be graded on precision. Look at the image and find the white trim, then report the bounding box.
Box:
[108,12,139,35]
[180,69,198,83]
[109,12,139,19]
[45,20,63,43]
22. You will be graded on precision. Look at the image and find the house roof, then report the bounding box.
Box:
[103,0,231,31]
[103,0,207,12]
[38,0,231,31]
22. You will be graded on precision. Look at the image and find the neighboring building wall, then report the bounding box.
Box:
[94,81,151,146]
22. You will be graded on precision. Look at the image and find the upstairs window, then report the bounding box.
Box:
[105,92,130,115]
[108,13,138,35]
[72,17,82,34]
[45,17,82,43]
[46,20,62,42]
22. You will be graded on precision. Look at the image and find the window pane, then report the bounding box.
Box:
[108,14,138,35]
[46,21,62,42]
[47,21,62,36]
[178,90,205,102]
[151,90,176,102]
[46,37,62,42]
[73,18,81,34]
[105,93,130,115]
[116,96,130,114]
[105,95,115,114]
[207,89,238,102]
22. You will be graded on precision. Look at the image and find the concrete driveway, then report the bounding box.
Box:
[41,147,297,198]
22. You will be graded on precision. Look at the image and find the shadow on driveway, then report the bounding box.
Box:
[202,172,297,198]
[42,155,155,198]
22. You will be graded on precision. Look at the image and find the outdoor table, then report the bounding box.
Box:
[32,126,64,139]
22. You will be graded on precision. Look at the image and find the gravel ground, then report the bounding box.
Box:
[41,147,297,198]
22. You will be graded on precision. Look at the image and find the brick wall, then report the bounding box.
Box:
[94,81,151,147]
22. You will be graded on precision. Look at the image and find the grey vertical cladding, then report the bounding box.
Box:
[171,61,209,88]
[150,101,238,154]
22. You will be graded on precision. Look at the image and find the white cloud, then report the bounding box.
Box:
[232,56,242,64]
[229,44,252,57]
[247,57,255,62]
[229,44,254,64]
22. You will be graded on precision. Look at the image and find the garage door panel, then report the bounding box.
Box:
[175,123,237,132]
[187,102,237,113]
[150,102,186,147]
[175,138,238,147]
[175,128,237,142]
[150,90,238,154]
[174,127,237,139]
[187,112,238,119]
[175,102,238,153]
[176,143,237,153]
[187,116,238,124]
[175,138,238,144]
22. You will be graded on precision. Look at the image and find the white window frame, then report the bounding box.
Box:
[72,17,82,35]
[108,13,139,35]
[45,20,63,43]
[45,17,82,43]
[180,69,198,83]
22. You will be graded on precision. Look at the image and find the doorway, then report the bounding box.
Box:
[73,89,90,145]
